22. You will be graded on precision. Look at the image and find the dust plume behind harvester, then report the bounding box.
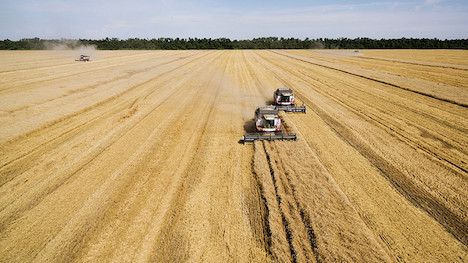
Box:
[273,88,306,113]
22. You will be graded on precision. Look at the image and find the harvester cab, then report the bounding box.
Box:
[242,106,296,143]
[274,88,294,105]
[273,88,306,113]
[255,106,281,132]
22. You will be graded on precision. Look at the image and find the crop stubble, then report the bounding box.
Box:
[0,50,466,262]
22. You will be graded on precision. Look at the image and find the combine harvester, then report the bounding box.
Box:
[242,106,297,143]
[273,88,306,113]
[76,55,90,62]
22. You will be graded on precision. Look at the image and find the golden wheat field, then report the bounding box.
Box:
[0,49,467,262]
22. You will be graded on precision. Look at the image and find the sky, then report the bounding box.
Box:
[0,0,467,40]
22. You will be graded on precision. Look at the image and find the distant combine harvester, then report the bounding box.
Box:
[76,55,90,62]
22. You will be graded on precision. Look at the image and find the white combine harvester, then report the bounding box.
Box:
[273,88,306,113]
[242,106,296,143]
[76,55,90,62]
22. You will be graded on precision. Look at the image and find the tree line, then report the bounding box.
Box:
[1,37,467,50]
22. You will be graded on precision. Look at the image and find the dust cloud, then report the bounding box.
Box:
[45,40,98,60]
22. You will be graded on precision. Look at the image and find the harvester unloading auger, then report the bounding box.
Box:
[273,88,306,113]
[242,106,297,143]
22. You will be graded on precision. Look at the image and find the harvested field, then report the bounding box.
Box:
[0,49,467,262]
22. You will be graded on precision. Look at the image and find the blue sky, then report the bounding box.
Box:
[1,0,467,40]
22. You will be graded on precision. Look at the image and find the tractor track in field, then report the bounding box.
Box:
[243,54,318,262]
[253,50,468,246]
[261,140,318,263]
[234,52,318,262]
[243,52,392,262]
[252,125,393,262]
[262,142,299,263]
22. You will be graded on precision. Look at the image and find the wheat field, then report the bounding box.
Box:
[0,49,466,262]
